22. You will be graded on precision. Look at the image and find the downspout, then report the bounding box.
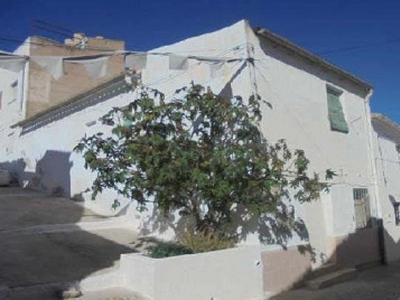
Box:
[364,89,380,219]
[364,87,386,264]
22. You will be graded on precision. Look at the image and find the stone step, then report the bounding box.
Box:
[307,262,338,280]
[305,268,357,290]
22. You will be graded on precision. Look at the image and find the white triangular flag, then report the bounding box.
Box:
[31,56,64,80]
[0,57,26,73]
[169,55,188,70]
[125,53,147,70]
[209,61,225,78]
[67,56,109,79]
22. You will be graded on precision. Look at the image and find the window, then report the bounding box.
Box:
[394,203,400,225]
[10,80,18,103]
[326,87,349,133]
[353,188,371,229]
[396,144,400,153]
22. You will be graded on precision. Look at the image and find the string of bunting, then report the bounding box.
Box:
[0,49,245,80]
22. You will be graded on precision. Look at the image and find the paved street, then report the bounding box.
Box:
[274,262,400,300]
[0,187,146,299]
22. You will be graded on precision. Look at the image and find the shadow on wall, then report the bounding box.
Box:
[269,217,387,297]
[0,150,73,197]
[131,195,386,295]
[137,197,310,251]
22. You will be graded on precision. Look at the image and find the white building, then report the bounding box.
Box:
[371,113,400,263]
[0,20,383,294]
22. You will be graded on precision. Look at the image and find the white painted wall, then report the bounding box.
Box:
[119,246,264,300]
[244,23,376,265]
[372,117,400,262]
[0,21,377,265]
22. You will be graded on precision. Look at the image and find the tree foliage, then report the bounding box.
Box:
[75,83,333,239]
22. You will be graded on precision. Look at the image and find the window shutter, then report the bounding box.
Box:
[327,90,349,133]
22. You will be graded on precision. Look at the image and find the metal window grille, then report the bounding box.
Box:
[353,188,371,230]
[394,203,400,226]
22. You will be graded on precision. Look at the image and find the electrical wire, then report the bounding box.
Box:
[33,20,74,35]
[317,38,400,56]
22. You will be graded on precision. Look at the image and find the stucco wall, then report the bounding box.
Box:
[0,20,381,290]
[26,36,124,118]
[372,118,400,262]
[120,246,264,300]
[245,23,377,267]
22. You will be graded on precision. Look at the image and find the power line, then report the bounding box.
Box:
[317,38,400,55]
[33,24,72,39]
[34,20,74,35]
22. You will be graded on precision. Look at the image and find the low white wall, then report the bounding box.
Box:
[119,246,264,300]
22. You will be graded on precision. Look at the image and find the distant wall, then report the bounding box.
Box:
[372,118,400,262]
[26,36,125,118]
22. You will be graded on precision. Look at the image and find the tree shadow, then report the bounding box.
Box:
[269,216,388,298]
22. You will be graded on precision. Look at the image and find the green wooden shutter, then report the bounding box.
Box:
[327,89,349,133]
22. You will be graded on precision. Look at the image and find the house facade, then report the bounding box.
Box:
[0,20,383,295]
[372,113,400,263]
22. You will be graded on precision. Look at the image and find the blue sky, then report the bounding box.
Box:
[1,0,400,122]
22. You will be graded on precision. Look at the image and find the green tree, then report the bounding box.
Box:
[75,83,333,241]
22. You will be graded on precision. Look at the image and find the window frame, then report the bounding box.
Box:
[326,85,349,134]
[353,188,372,230]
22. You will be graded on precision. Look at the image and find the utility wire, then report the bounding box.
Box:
[317,38,400,55]
[34,20,74,35]
[33,24,72,39]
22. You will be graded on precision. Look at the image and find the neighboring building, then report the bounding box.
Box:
[0,20,383,296]
[0,33,124,129]
[371,113,400,263]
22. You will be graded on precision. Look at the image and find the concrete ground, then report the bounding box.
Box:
[273,261,400,300]
[0,187,106,232]
[0,187,149,299]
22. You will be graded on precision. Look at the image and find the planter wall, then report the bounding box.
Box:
[119,246,264,300]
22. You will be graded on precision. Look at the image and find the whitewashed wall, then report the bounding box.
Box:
[0,21,377,264]
[372,118,400,262]
[0,41,30,164]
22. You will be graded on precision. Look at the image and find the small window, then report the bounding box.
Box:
[10,80,18,104]
[326,87,349,133]
[394,203,400,225]
[11,80,18,88]
[353,188,371,230]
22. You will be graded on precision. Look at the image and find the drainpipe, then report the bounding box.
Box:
[364,88,386,264]
[364,89,380,218]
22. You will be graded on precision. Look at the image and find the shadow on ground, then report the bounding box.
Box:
[0,152,151,299]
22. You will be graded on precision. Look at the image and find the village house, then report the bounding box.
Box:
[0,20,389,296]
[371,113,400,263]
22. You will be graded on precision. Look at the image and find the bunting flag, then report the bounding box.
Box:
[31,56,64,80]
[67,56,109,79]
[125,53,147,70]
[0,48,242,80]
[208,61,225,78]
[0,57,26,73]
[0,51,27,73]
[169,55,189,70]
